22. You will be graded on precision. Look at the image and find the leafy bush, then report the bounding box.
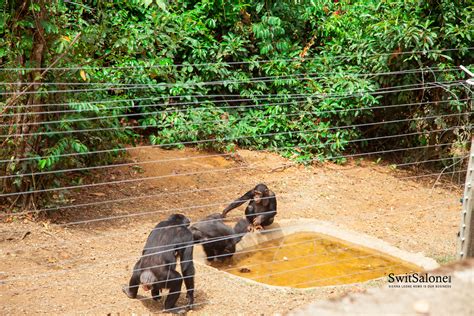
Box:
[0,0,472,210]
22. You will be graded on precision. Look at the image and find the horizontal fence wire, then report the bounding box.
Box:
[6,220,323,281]
[85,263,408,312]
[1,47,471,71]
[0,105,466,168]
[2,66,466,112]
[0,122,467,180]
[4,220,321,282]
[0,96,468,125]
[0,79,464,111]
[0,115,470,198]
[0,46,474,71]
[1,147,465,220]
[1,188,460,266]
[79,263,407,313]
[1,92,466,128]
[0,138,469,219]
[0,67,458,87]
[58,168,466,227]
[2,95,469,165]
[0,68,462,96]
[0,159,461,262]
[1,80,466,137]
[0,134,469,199]
[4,199,449,284]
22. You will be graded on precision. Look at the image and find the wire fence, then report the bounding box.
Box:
[1,68,462,96]
[1,81,466,138]
[0,58,472,314]
[3,198,458,281]
[0,67,460,87]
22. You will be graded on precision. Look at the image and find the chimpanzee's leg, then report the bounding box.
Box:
[122,261,141,299]
[213,248,220,261]
[163,270,183,311]
[261,215,274,227]
[252,214,274,231]
[181,245,195,309]
[151,285,161,301]
[202,244,214,262]
[244,204,256,223]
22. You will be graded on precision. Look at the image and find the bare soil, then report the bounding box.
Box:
[0,147,463,315]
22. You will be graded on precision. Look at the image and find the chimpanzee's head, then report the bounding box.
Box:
[168,213,191,227]
[253,183,269,204]
[219,242,236,262]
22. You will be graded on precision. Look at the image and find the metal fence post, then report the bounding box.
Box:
[457,136,474,259]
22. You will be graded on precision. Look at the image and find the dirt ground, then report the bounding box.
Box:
[0,147,464,315]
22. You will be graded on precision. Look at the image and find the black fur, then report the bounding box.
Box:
[122,214,195,312]
[222,183,277,228]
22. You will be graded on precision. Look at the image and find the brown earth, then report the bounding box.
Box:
[0,147,464,315]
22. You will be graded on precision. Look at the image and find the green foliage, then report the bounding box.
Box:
[0,0,472,209]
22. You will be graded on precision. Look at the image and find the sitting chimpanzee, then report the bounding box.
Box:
[222,183,277,231]
[190,213,249,262]
[122,214,195,312]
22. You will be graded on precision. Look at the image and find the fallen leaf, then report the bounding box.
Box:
[80,70,87,81]
[91,192,106,197]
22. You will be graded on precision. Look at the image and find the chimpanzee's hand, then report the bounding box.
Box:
[252,216,262,226]
[122,285,136,299]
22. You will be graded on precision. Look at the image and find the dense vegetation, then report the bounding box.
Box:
[0,0,472,210]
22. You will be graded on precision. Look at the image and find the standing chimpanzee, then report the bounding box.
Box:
[122,214,195,312]
[222,183,277,231]
[190,214,249,262]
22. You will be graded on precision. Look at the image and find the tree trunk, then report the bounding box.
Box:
[2,0,46,211]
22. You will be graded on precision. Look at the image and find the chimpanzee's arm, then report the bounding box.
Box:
[189,226,206,243]
[233,218,250,243]
[122,260,141,299]
[180,243,195,309]
[222,190,254,217]
[266,192,277,215]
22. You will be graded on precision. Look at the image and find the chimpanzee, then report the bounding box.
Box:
[190,213,249,262]
[222,183,277,231]
[122,214,195,312]
[233,217,251,243]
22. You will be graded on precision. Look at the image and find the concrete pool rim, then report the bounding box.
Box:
[194,218,440,291]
